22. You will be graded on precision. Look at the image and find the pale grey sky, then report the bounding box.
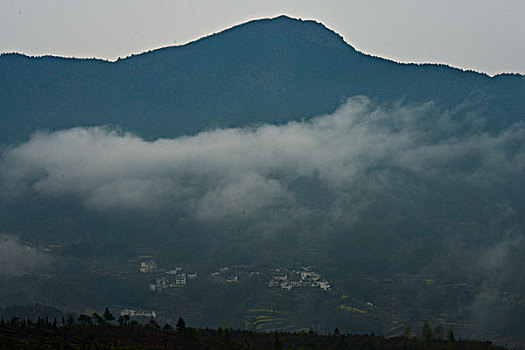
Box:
[1,0,524,76]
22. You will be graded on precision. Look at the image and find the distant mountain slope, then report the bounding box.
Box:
[1,15,524,143]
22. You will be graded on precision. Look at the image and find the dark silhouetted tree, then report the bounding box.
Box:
[9,316,20,327]
[66,314,75,327]
[402,325,412,338]
[103,308,114,325]
[421,321,433,343]
[92,312,105,327]
[149,318,160,329]
[123,314,130,327]
[448,329,455,342]
[433,325,444,340]
[176,317,186,332]
[274,332,282,350]
[78,314,92,326]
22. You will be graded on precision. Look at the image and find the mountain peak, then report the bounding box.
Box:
[0,15,522,144]
[145,14,355,58]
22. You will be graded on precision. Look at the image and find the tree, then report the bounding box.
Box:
[176,317,186,332]
[78,314,92,326]
[183,326,197,340]
[103,308,114,325]
[149,318,160,329]
[66,314,76,327]
[421,321,433,343]
[433,325,444,340]
[333,327,340,336]
[273,332,282,350]
[92,312,105,327]
[9,316,20,327]
[448,329,455,342]
[402,325,412,338]
[163,323,173,331]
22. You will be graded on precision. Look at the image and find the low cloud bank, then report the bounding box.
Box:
[0,95,523,266]
[0,234,52,278]
[2,96,523,220]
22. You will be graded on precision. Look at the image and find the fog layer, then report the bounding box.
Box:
[0,96,523,275]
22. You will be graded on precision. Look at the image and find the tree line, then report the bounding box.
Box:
[0,312,508,350]
[1,307,187,333]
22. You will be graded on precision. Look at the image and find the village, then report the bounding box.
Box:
[138,261,331,293]
[268,266,331,291]
[139,260,198,292]
[120,308,157,318]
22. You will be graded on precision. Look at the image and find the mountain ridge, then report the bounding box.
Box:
[1,15,524,144]
[1,15,525,347]
[3,15,520,78]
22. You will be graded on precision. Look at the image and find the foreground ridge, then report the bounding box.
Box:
[0,317,507,350]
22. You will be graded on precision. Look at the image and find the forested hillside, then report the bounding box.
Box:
[1,16,523,144]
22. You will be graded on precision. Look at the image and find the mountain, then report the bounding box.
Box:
[1,15,525,349]
[1,15,523,144]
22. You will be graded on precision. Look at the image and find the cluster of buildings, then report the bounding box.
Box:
[139,261,331,292]
[120,308,157,318]
[150,274,187,292]
[139,260,157,273]
[268,266,331,291]
[210,266,239,283]
[139,260,197,292]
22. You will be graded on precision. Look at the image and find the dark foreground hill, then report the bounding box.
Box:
[0,321,508,350]
[1,15,524,144]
